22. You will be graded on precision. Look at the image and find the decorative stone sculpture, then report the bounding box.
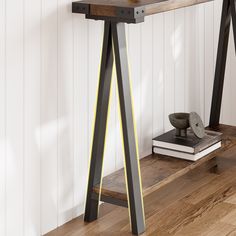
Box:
[169,112,205,138]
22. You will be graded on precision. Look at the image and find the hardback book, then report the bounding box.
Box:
[152,129,222,154]
[153,141,221,162]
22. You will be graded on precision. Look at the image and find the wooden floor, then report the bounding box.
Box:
[46,145,236,236]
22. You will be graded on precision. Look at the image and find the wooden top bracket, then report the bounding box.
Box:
[72,0,213,23]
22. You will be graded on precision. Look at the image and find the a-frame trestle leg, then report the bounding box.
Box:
[84,21,145,235]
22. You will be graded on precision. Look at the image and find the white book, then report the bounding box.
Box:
[153,141,221,162]
[152,129,222,154]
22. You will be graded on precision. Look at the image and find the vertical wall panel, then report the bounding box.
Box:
[24,0,41,235]
[221,28,232,124]
[103,69,116,176]
[0,0,6,234]
[58,0,74,226]
[87,20,103,176]
[73,14,89,218]
[214,0,222,60]
[41,0,58,233]
[114,66,123,170]
[164,11,175,131]
[88,20,103,145]
[174,9,185,112]
[140,16,153,156]
[204,2,214,124]
[6,0,24,235]
[153,13,164,137]
[196,5,205,120]
[115,78,123,169]
[185,6,197,113]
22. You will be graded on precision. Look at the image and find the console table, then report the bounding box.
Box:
[72,0,236,234]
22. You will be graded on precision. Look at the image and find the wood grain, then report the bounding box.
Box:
[93,124,236,202]
[45,135,236,235]
[72,0,213,23]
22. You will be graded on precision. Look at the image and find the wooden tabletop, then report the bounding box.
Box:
[72,0,213,23]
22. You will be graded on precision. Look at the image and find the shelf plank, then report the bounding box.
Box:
[72,0,213,23]
[94,124,236,202]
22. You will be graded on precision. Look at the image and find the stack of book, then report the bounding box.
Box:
[152,129,222,161]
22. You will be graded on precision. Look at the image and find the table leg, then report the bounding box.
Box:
[112,22,145,235]
[84,21,114,222]
[84,20,145,235]
[209,0,231,127]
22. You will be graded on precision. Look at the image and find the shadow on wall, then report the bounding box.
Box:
[35,2,75,234]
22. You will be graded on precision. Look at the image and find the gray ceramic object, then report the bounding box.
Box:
[169,113,190,137]
[189,112,205,138]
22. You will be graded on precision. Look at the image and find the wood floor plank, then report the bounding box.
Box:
[95,124,236,202]
[225,193,236,205]
[70,207,128,236]
[184,172,236,205]
[45,125,236,236]
[144,178,236,235]
[203,222,236,236]
[45,164,236,235]
[173,203,236,236]
[45,203,118,236]
[142,171,217,218]
[220,208,236,226]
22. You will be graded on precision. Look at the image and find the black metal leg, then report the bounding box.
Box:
[112,22,145,235]
[209,0,231,127]
[84,21,114,222]
[84,20,145,235]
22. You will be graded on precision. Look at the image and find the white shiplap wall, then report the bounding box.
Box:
[0,0,236,235]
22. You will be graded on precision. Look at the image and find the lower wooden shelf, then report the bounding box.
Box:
[94,124,236,205]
